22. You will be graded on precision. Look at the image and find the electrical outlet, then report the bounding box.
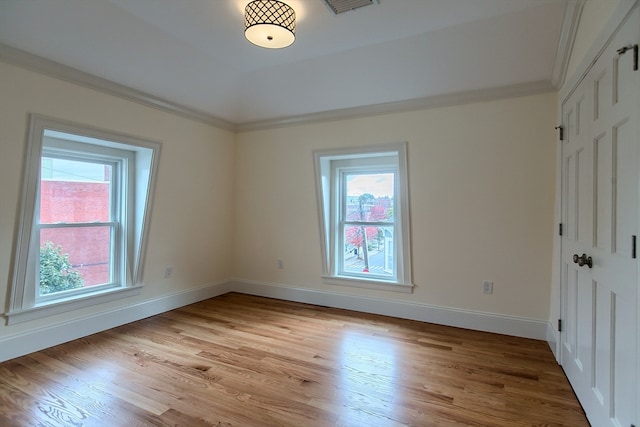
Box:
[165,266,173,278]
[482,281,493,294]
[277,259,284,269]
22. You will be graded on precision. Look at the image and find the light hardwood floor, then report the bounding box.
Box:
[0,293,588,426]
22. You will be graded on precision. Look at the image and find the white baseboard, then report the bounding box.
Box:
[0,279,551,363]
[229,280,548,340]
[0,280,231,362]
[546,320,561,362]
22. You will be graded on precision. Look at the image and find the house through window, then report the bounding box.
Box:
[314,143,413,292]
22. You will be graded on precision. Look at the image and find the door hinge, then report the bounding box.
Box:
[617,44,638,71]
[555,125,564,141]
[558,319,562,332]
[559,223,563,237]
[632,235,637,259]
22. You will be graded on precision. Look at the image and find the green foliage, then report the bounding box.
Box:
[39,241,84,294]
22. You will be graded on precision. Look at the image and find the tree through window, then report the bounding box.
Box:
[342,173,394,276]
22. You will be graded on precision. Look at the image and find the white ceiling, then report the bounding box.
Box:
[0,0,569,127]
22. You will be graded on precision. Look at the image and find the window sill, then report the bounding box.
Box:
[4,285,143,325]
[321,275,414,293]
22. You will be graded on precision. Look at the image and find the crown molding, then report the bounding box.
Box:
[550,0,586,88]
[0,43,236,132]
[237,80,556,132]
[1,43,556,135]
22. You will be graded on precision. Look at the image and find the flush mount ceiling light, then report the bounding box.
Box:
[244,0,296,49]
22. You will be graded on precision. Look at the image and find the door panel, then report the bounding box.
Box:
[561,79,593,398]
[560,5,638,426]
[614,295,636,424]
[592,281,610,404]
[563,263,576,356]
[575,272,593,373]
[594,134,611,251]
[615,118,636,257]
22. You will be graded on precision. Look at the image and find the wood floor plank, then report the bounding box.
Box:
[0,293,588,426]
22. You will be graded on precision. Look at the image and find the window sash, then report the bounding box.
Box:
[35,146,126,302]
[40,154,117,224]
[340,169,395,224]
[41,147,124,224]
[36,221,120,302]
[338,223,396,280]
[337,168,398,281]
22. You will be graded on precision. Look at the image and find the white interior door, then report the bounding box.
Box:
[560,5,639,427]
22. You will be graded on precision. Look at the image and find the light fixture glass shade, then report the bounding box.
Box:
[245,0,296,49]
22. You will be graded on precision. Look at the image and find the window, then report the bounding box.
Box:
[7,115,161,323]
[314,143,413,292]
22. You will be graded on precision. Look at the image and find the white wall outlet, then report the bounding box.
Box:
[277,259,284,269]
[165,266,173,278]
[483,280,493,294]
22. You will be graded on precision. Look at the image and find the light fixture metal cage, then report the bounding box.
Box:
[245,0,296,48]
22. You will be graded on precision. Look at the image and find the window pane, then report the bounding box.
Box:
[40,225,112,294]
[40,157,112,223]
[342,225,393,277]
[345,173,394,223]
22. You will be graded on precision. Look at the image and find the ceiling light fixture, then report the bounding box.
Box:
[244,0,296,49]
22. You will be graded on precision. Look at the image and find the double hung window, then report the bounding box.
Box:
[7,115,160,323]
[314,143,413,292]
[38,140,129,302]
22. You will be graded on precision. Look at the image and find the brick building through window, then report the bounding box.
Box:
[40,168,111,287]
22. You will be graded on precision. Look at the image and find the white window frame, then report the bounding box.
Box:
[36,141,131,305]
[6,115,161,324]
[313,142,413,293]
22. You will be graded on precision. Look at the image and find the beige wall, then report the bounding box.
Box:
[234,93,557,321]
[0,60,559,346]
[0,62,235,337]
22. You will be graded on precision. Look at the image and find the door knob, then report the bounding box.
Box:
[572,253,593,268]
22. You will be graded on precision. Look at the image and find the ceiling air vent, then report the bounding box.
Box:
[323,0,378,15]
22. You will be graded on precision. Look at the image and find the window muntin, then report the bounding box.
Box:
[313,143,413,292]
[7,115,161,323]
